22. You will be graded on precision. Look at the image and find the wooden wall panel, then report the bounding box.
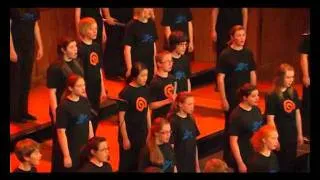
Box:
[29,8,309,86]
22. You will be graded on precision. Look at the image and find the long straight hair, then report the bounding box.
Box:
[146,117,170,165]
[272,63,295,100]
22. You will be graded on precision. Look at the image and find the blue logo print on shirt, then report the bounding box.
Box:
[141,34,154,43]
[182,130,194,140]
[162,160,173,172]
[252,121,263,132]
[234,63,249,72]
[21,13,37,21]
[76,114,89,125]
[175,15,187,24]
[175,71,186,80]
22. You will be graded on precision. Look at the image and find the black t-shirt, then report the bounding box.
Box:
[216,8,243,43]
[10,8,40,52]
[109,8,133,24]
[216,47,256,106]
[161,8,192,39]
[118,85,150,146]
[47,60,84,103]
[78,41,102,86]
[149,75,176,120]
[139,143,176,173]
[80,8,103,44]
[170,114,200,172]
[265,89,301,144]
[228,105,264,164]
[78,161,112,172]
[248,151,279,173]
[12,166,37,173]
[123,19,158,67]
[56,96,92,167]
[171,55,191,93]
[299,34,310,76]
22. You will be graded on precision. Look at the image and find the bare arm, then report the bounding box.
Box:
[119,111,129,142]
[149,98,172,110]
[230,136,247,172]
[57,129,70,158]
[188,21,194,52]
[10,19,18,62]
[187,78,191,92]
[49,89,58,123]
[34,21,43,60]
[124,45,132,77]
[211,8,219,42]
[217,73,229,111]
[195,145,200,172]
[147,107,152,129]
[153,42,157,74]
[242,8,248,31]
[296,109,304,145]
[300,54,310,87]
[100,69,107,98]
[89,120,94,138]
[250,70,257,86]
[164,26,171,43]
[75,8,81,40]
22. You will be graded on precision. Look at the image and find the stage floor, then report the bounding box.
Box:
[10,75,303,172]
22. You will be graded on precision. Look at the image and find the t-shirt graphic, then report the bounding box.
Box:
[141,34,154,44]
[182,129,194,140]
[89,52,99,66]
[136,97,147,112]
[234,62,249,72]
[175,15,187,24]
[162,159,174,172]
[174,71,186,80]
[21,12,37,21]
[76,114,89,125]
[164,84,174,98]
[283,99,296,113]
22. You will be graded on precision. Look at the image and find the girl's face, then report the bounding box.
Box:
[136,69,148,86]
[283,70,295,88]
[92,141,110,163]
[63,41,78,59]
[159,54,173,73]
[264,130,279,151]
[179,96,195,114]
[25,149,42,166]
[156,123,171,144]
[70,78,86,97]
[231,29,246,47]
[86,23,98,40]
[244,89,259,107]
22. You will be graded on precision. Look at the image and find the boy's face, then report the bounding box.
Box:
[232,29,246,47]
[158,54,173,73]
[86,23,98,40]
[174,41,187,55]
[25,149,42,166]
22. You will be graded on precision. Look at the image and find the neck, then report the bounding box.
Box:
[230,44,243,51]
[155,138,164,145]
[259,148,271,157]
[171,51,181,59]
[280,86,288,92]
[63,56,73,62]
[90,158,103,167]
[177,110,187,118]
[129,81,141,88]
[239,102,252,111]
[135,16,148,23]
[82,37,93,45]
[67,94,80,102]
[157,70,168,78]
[18,162,32,171]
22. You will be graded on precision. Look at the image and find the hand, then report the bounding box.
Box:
[196,164,201,173]
[102,30,107,44]
[238,162,247,173]
[63,156,72,168]
[221,99,230,111]
[211,29,217,42]
[302,76,310,87]
[10,49,18,63]
[297,135,304,146]
[103,17,119,26]
[188,42,194,52]
[100,90,107,102]
[123,138,131,150]
[125,69,131,78]
[36,47,43,61]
